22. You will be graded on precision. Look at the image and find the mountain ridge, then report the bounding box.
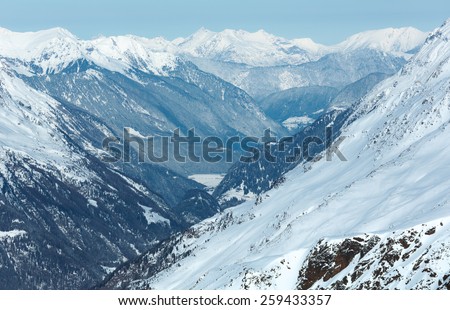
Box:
[0,25,427,70]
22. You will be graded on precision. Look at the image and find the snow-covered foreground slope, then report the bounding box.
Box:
[0,60,80,173]
[101,20,450,290]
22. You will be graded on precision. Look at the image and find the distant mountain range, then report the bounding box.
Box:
[176,27,426,65]
[175,27,426,98]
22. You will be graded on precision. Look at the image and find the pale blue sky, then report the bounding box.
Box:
[0,0,448,44]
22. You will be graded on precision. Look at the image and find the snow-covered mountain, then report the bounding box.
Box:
[256,72,391,133]
[0,27,285,288]
[101,19,450,290]
[0,22,437,290]
[174,27,427,98]
[333,27,427,56]
[330,72,391,108]
[175,28,315,67]
[188,48,408,99]
[0,26,427,101]
[212,108,351,208]
[258,86,339,131]
[0,27,178,76]
[0,27,283,175]
[0,27,82,74]
[0,60,193,289]
[175,27,427,67]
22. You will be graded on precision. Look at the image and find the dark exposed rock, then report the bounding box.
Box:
[296,236,380,289]
[296,225,447,290]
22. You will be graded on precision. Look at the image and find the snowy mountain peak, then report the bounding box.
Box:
[335,27,427,55]
[0,27,78,56]
[290,37,326,54]
[36,27,77,39]
[174,26,427,66]
[0,27,179,76]
[0,26,428,73]
[190,27,214,36]
[88,35,179,75]
[222,28,277,42]
[0,26,75,38]
[176,28,312,66]
[182,28,277,44]
[0,27,83,74]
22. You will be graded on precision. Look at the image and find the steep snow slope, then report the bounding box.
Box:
[0,61,197,289]
[101,20,450,290]
[0,60,76,167]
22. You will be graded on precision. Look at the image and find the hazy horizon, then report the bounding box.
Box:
[0,0,447,44]
[0,23,431,45]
